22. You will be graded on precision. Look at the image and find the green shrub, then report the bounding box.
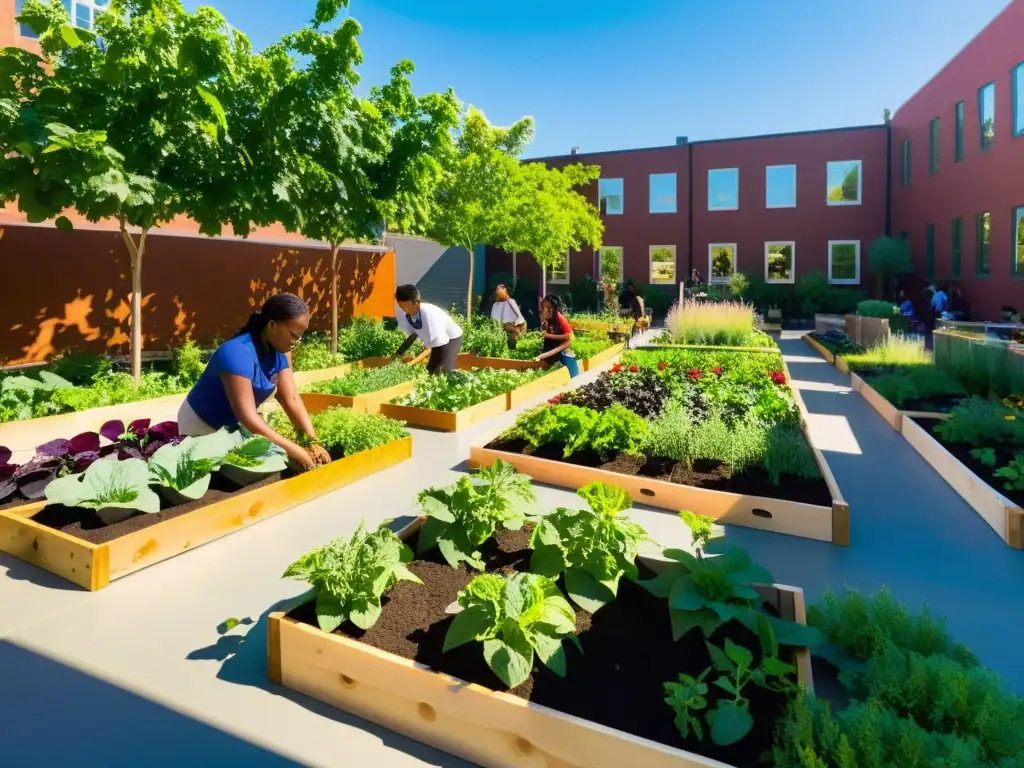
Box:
[171,340,205,386]
[856,300,898,319]
[869,367,966,408]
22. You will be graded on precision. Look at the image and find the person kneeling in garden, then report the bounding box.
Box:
[178,292,330,471]
[490,283,527,349]
[392,284,464,375]
[535,295,580,378]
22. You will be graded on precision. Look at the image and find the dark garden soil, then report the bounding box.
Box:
[290,526,794,767]
[0,496,36,512]
[914,417,1024,506]
[485,438,833,507]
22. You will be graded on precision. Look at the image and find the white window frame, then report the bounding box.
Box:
[765,164,797,209]
[648,245,677,285]
[827,240,861,285]
[707,168,739,211]
[547,252,569,284]
[708,243,737,283]
[20,0,109,38]
[764,241,796,284]
[648,173,677,214]
[825,160,863,206]
[598,178,624,216]
[598,246,623,284]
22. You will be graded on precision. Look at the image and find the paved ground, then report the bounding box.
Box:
[1,331,1021,766]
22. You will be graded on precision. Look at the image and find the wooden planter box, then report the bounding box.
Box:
[635,344,778,354]
[844,315,890,348]
[850,373,951,432]
[456,343,625,374]
[802,334,836,365]
[267,519,813,768]
[0,437,412,590]
[299,381,417,415]
[291,363,352,388]
[901,417,1024,549]
[581,342,626,372]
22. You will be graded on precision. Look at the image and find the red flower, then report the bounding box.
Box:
[657,360,668,371]
[628,365,639,373]
[611,363,623,373]
[770,371,786,385]
[687,368,703,380]
[712,367,724,376]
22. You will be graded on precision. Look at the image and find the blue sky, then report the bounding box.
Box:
[186,0,1011,159]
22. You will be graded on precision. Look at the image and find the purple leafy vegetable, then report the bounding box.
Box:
[100,418,181,460]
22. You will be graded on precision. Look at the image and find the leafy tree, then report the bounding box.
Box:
[1,0,247,385]
[868,235,914,299]
[505,161,603,298]
[428,108,534,320]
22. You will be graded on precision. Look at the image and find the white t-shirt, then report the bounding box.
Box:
[396,302,464,349]
[491,298,525,326]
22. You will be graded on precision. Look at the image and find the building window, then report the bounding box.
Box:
[954,101,964,162]
[827,240,860,284]
[1014,63,1024,139]
[649,246,676,284]
[598,178,623,216]
[599,246,623,285]
[708,244,736,283]
[765,242,795,284]
[547,252,569,284]
[826,160,862,205]
[19,0,106,36]
[707,169,739,211]
[902,139,911,185]
[649,173,677,214]
[979,82,995,149]
[925,224,936,280]
[1013,207,1024,275]
[929,119,940,175]
[976,212,990,276]
[765,164,796,208]
[951,217,962,278]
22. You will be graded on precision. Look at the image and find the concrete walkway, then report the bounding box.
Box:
[0,331,1021,766]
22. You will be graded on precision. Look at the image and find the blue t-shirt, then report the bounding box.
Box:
[187,334,289,430]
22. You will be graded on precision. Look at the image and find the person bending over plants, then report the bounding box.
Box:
[179,293,330,472]
[536,295,580,378]
[392,284,465,375]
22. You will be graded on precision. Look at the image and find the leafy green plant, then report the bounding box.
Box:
[171,340,206,386]
[934,396,1024,448]
[283,521,421,633]
[44,457,160,514]
[588,404,649,459]
[148,430,234,503]
[291,332,346,372]
[644,406,768,472]
[843,334,931,372]
[969,447,997,467]
[856,300,898,319]
[529,482,647,612]
[442,571,580,688]
[0,371,76,422]
[397,368,544,412]
[267,407,408,456]
[869,367,966,408]
[219,432,289,485]
[416,460,534,569]
[762,423,821,484]
[663,668,710,741]
[994,454,1024,491]
[461,317,511,358]
[679,510,715,549]
[502,404,600,458]
[304,362,423,397]
[337,316,410,363]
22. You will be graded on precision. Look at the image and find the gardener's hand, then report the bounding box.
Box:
[403,354,413,363]
[309,444,331,467]
[286,444,317,472]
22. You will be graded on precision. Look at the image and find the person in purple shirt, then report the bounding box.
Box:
[178,293,329,471]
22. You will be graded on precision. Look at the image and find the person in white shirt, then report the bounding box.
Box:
[392,284,464,375]
[490,283,526,349]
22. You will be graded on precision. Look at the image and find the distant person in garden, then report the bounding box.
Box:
[178,292,330,471]
[619,281,646,338]
[490,283,526,350]
[931,283,949,316]
[946,284,970,321]
[690,267,702,286]
[393,284,464,375]
[536,295,580,378]
[898,289,915,317]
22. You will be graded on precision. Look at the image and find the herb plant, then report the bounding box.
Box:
[994,454,1024,491]
[283,521,421,633]
[397,368,544,412]
[663,668,710,741]
[529,482,648,612]
[502,404,599,457]
[304,362,423,397]
[44,458,160,514]
[935,396,1024,448]
[417,460,534,569]
[267,407,408,456]
[443,572,580,688]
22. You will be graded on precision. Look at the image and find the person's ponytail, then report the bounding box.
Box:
[235,312,268,339]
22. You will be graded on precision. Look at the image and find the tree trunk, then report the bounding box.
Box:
[330,243,340,357]
[466,243,474,322]
[119,219,147,388]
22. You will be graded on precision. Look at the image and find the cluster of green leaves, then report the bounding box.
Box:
[644,406,768,473]
[267,406,407,455]
[291,332,347,372]
[935,396,1024,448]
[529,482,648,612]
[416,459,535,569]
[337,317,415,363]
[503,403,649,460]
[283,521,421,632]
[396,368,544,412]
[842,334,932,372]
[457,315,511,358]
[443,571,579,688]
[869,366,967,408]
[856,300,899,319]
[304,362,424,397]
[773,587,1024,767]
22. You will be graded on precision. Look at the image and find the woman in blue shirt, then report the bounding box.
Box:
[178,293,329,471]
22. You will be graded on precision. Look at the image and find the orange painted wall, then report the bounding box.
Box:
[0,222,395,365]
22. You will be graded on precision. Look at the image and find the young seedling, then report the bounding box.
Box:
[663,668,710,741]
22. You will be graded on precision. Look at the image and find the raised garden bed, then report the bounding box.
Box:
[470,349,848,545]
[0,409,411,589]
[849,372,965,432]
[268,474,815,768]
[903,413,1024,549]
[802,334,836,365]
[296,360,424,414]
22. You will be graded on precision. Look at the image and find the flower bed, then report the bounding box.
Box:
[269,469,816,768]
[471,348,848,544]
[298,362,424,413]
[902,396,1024,548]
[380,367,567,432]
[0,407,410,589]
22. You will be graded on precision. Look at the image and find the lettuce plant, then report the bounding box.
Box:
[416,460,534,570]
[443,572,580,688]
[44,458,160,515]
[529,481,647,612]
[148,430,235,504]
[283,521,421,633]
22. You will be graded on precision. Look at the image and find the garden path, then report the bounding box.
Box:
[0,330,1021,767]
